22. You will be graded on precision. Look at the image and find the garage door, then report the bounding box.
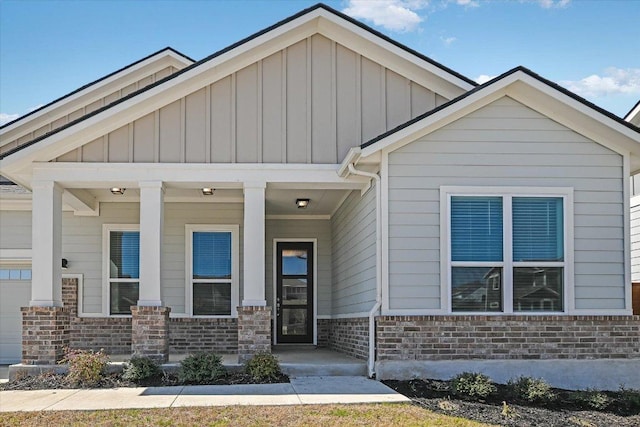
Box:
[0,266,31,363]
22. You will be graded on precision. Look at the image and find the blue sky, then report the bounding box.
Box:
[1,0,638,125]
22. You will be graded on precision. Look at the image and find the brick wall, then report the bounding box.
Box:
[328,317,369,360]
[21,306,69,365]
[376,315,640,361]
[62,277,240,356]
[317,318,330,347]
[169,318,238,353]
[131,306,170,363]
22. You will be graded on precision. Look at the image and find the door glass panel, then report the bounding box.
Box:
[282,249,307,275]
[282,278,307,305]
[281,308,307,336]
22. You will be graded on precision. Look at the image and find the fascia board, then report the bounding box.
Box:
[0,50,193,143]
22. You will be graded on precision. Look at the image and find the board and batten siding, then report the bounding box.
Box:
[1,67,179,157]
[331,184,377,315]
[0,211,32,249]
[387,96,625,311]
[266,219,332,316]
[60,202,244,315]
[56,35,444,165]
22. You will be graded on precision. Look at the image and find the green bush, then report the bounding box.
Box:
[617,386,640,413]
[244,352,282,382]
[450,372,496,399]
[61,348,109,386]
[570,388,610,411]
[507,376,556,403]
[122,356,162,383]
[178,353,226,384]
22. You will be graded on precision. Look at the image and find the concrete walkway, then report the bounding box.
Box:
[0,376,409,412]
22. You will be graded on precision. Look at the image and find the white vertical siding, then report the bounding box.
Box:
[387,96,625,311]
[56,35,446,164]
[265,219,332,316]
[331,185,377,315]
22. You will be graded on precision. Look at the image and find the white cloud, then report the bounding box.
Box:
[342,0,429,33]
[475,74,497,84]
[0,113,19,126]
[440,36,457,46]
[452,0,480,7]
[534,0,571,8]
[561,68,640,98]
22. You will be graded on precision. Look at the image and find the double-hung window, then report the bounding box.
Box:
[104,225,140,315]
[186,225,239,317]
[444,187,570,313]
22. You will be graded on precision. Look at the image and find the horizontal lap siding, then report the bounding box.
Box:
[331,185,377,315]
[387,96,624,311]
[0,211,31,248]
[266,220,332,316]
[56,36,442,164]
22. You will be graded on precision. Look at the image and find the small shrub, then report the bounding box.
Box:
[570,388,610,411]
[178,353,226,384]
[60,348,109,386]
[244,352,282,382]
[507,376,556,403]
[450,372,496,399]
[122,357,162,383]
[617,386,640,413]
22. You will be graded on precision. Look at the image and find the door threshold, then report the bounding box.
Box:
[272,344,317,350]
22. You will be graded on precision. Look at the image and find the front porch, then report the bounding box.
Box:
[20,163,377,368]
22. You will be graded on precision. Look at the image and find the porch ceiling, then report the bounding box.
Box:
[81,187,349,216]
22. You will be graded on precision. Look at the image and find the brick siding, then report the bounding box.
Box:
[328,317,369,360]
[131,306,170,363]
[21,306,69,365]
[169,318,238,353]
[376,315,640,361]
[317,318,330,347]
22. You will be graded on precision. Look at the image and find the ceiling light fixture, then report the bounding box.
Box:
[202,187,215,196]
[110,187,126,195]
[296,198,310,209]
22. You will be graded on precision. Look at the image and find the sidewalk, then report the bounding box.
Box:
[0,376,409,412]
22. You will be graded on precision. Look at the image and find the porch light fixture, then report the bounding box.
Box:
[61,258,68,269]
[202,187,215,196]
[296,198,310,209]
[110,187,126,195]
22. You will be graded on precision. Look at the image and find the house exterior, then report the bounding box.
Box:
[627,100,640,315]
[1,4,639,387]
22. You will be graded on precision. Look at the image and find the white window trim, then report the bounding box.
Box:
[185,224,239,318]
[102,224,140,317]
[440,186,574,315]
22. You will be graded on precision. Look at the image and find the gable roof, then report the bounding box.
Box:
[0,3,475,170]
[348,66,640,173]
[626,99,640,124]
[0,47,194,133]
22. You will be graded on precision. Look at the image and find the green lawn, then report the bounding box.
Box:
[1,403,493,426]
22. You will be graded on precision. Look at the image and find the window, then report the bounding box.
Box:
[104,225,139,315]
[187,225,239,317]
[0,268,31,280]
[444,188,570,313]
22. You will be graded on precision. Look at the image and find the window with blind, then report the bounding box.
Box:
[448,192,566,313]
[187,225,238,316]
[107,228,140,315]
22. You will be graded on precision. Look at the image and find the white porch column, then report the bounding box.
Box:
[30,180,63,306]
[138,180,164,306]
[242,181,266,306]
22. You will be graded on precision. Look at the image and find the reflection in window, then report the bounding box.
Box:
[452,267,502,312]
[513,267,563,312]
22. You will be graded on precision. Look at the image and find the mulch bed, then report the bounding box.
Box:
[0,371,289,391]
[383,379,640,427]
